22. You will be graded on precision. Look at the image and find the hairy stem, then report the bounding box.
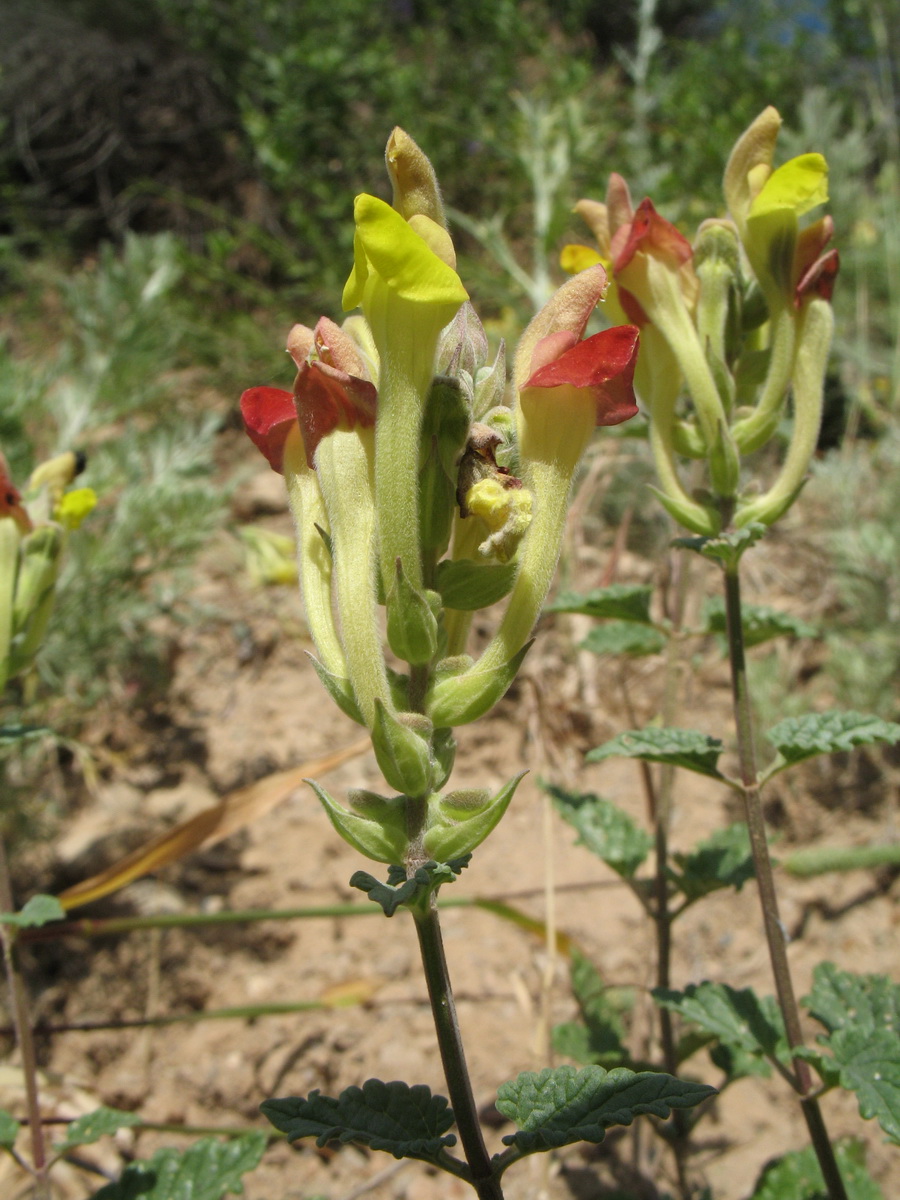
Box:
[413,899,503,1199]
[722,562,847,1200]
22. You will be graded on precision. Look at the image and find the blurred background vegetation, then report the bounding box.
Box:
[0,0,898,730]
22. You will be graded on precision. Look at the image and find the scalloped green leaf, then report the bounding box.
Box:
[673,523,766,565]
[671,823,755,902]
[552,952,630,1066]
[0,1109,19,1149]
[804,963,900,1038]
[765,711,900,769]
[748,1139,883,1200]
[821,1029,900,1146]
[581,622,667,657]
[89,1133,267,1200]
[495,1065,715,1154]
[702,597,816,649]
[653,983,787,1066]
[544,584,654,624]
[261,1080,456,1163]
[55,1107,142,1153]
[350,857,469,916]
[546,785,652,879]
[0,894,66,929]
[587,729,726,780]
[552,1021,626,1068]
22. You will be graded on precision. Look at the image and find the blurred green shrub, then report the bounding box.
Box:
[1,234,227,711]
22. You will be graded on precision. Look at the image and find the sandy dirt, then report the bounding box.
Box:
[2,453,898,1200]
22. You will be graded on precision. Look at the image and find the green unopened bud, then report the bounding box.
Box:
[0,518,21,693]
[427,640,532,728]
[8,525,62,677]
[418,377,471,556]
[695,220,742,377]
[671,420,707,459]
[371,702,434,796]
[735,297,833,528]
[437,302,489,382]
[307,779,409,863]
[707,420,741,498]
[648,486,721,537]
[386,559,440,665]
[12,527,60,630]
[431,726,456,789]
[473,343,507,420]
[423,772,526,860]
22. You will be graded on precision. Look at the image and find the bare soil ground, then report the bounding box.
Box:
[2,454,898,1200]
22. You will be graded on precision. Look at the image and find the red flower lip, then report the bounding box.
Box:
[241,320,378,472]
[240,386,297,473]
[523,325,641,427]
[612,198,693,274]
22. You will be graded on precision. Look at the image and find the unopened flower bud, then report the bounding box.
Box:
[8,525,62,679]
[371,702,434,797]
[426,640,532,728]
[386,127,446,228]
[308,780,409,864]
[386,559,440,665]
[423,772,526,860]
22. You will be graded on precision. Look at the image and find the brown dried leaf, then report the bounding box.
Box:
[57,737,370,911]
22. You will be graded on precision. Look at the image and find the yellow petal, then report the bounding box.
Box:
[343,194,467,311]
[560,244,604,275]
[749,153,829,219]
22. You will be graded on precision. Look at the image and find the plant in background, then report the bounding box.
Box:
[548,107,900,1198]
[1,234,227,711]
[239,127,715,1199]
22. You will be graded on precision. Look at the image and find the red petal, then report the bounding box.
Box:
[617,286,650,327]
[294,361,377,466]
[240,387,297,474]
[795,248,840,307]
[614,198,693,273]
[524,325,641,426]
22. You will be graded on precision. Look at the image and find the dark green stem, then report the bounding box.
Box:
[413,898,503,1199]
[722,562,847,1200]
[655,553,692,1199]
[0,835,50,1199]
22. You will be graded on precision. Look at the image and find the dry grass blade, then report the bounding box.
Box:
[57,737,371,911]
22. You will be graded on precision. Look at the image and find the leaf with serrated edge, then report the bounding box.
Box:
[0,1109,19,1149]
[261,1080,456,1162]
[54,1107,142,1153]
[804,962,900,1038]
[88,1132,267,1200]
[672,823,755,902]
[581,622,666,658]
[748,1139,884,1200]
[587,729,725,780]
[546,786,651,878]
[495,1065,715,1154]
[545,584,654,624]
[826,1028,900,1145]
[702,597,816,649]
[765,711,900,769]
[0,894,66,929]
[653,983,786,1064]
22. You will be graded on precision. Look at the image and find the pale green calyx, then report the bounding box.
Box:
[423,772,527,860]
